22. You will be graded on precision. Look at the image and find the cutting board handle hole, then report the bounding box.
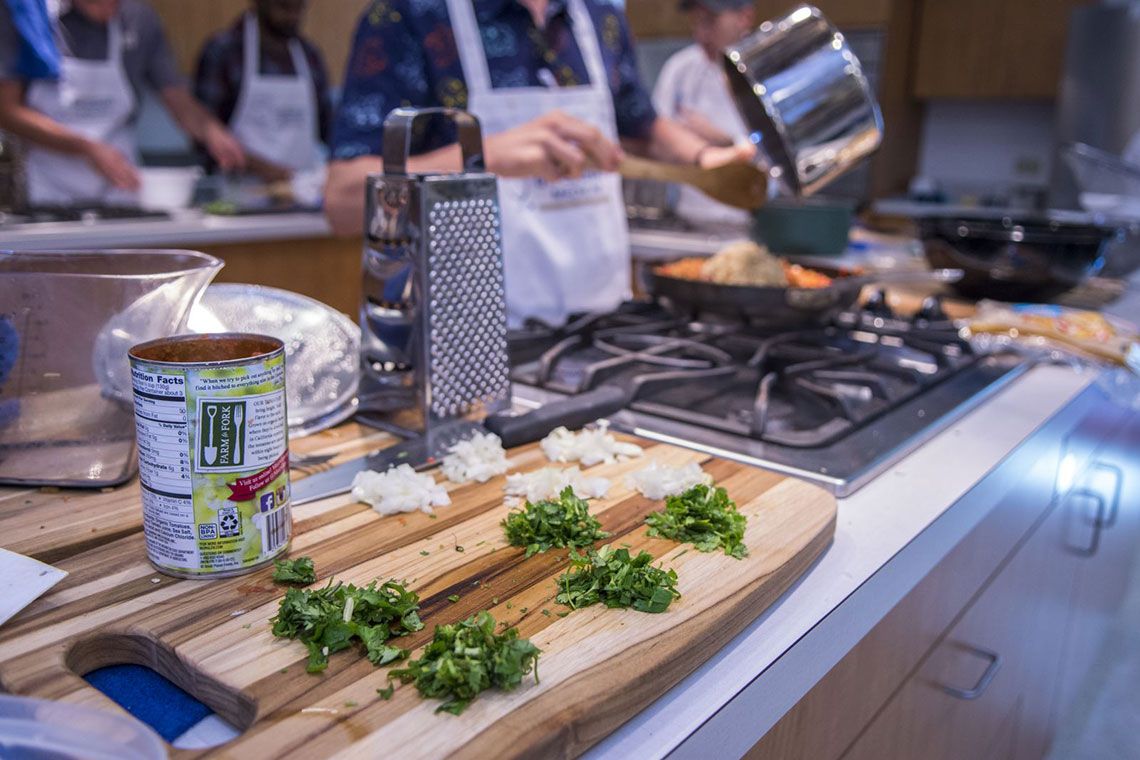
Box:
[67,632,256,743]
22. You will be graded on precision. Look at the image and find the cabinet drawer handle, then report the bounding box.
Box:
[1069,488,1107,557]
[942,644,1002,700]
[1090,461,1123,528]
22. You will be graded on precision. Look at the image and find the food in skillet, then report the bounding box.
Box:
[657,241,833,289]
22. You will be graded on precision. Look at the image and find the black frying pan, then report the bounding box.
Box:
[646,264,963,327]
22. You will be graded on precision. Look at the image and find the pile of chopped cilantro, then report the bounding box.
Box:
[645,483,748,559]
[389,611,540,715]
[272,556,316,585]
[271,579,423,673]
[555,545,680,613]
[501,486,609,557]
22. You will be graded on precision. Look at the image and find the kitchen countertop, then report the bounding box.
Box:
[590,362,1100,758]
[0,209,331,251]
[151,363,1107,753]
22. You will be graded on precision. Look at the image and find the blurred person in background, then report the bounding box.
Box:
[0,0,245,205]
[324,0,756,327]
[652,0,755,225]
[194,0,331,187]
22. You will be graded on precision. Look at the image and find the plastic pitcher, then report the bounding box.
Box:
[0,249,222,487]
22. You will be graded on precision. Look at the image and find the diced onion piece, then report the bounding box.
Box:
[441,431,510,484]
[503,466,611,506]
[351,464,451,515]
[626,460,713,501]
[540,420,642,467]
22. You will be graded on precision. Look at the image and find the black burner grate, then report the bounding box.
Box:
[509,302,976,449]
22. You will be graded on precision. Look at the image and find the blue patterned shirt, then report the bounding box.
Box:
[331,0,657,160]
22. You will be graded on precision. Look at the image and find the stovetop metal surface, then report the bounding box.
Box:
[508,301,1028,496]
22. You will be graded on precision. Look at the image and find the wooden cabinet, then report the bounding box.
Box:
[845,478,1076,760]
[913,0,1085,99]
[746,418,1067,760]
[1054,415,1140,722]
[624,1,891,41]
[748,391,1138,760]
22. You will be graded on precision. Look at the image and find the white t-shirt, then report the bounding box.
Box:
[653,43,751,225]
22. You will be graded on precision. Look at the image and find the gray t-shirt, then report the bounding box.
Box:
[0,0,184,108]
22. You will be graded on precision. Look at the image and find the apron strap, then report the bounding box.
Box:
[242,13,259,76]
[105,15,122,62]
[242,12,313,83]
[566,0,607,91]
[445,0,493,95]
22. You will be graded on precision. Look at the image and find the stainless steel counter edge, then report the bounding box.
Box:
[0,210,331,250]
[587,363,1101,759]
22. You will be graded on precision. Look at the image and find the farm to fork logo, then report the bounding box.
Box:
[197,399,247,471]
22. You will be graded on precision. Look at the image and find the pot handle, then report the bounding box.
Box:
[825,268,963,295]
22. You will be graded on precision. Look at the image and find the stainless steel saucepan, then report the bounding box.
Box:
[724,5,883,197]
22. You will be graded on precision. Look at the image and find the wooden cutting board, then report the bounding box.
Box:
[0,427,836,759]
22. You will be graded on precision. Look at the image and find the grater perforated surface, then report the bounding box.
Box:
[426,198,510,419]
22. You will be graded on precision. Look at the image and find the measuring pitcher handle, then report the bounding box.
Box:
[382,107,486,175]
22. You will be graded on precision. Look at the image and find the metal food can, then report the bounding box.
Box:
[128,333,291,578]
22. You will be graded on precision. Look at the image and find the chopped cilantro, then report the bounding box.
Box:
[645,484,748,559]
[271,579,423,673]
[377,684,395,700]
[390,611,540,715]
[419,550,430,556]
[541,609,551,617]
[344,700,358,708]
[447,594,461,603]
[272,556,317,585]
[502,487,609,557]
[556,545,681,613]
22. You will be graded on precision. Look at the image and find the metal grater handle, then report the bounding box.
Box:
[382,108,486,175]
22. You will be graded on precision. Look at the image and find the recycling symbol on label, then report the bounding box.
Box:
[218,507,241,538]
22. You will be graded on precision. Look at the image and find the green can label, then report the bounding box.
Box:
[130,347,291,577]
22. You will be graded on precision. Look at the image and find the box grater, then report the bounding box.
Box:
[356,108,511,441]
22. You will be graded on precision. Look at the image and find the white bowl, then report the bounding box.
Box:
[138,166,202,210]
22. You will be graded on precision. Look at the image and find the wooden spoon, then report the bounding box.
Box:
[617,155,769,210]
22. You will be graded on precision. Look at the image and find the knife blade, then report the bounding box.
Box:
[290,435,435,506]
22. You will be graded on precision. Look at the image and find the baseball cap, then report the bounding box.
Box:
[679,0,753,11]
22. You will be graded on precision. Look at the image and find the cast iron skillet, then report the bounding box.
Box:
[645,264,963,327]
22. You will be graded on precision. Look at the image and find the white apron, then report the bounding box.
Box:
[229,13,320,172]
[24,17,138,205]
[446,0,631,327]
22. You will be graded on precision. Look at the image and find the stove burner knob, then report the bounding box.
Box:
[916,296,948,323]
[863,289,894,317]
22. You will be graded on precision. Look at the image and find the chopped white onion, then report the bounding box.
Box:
[626,460,713,501]
[540,420,643,467]
[351,464,451,515]
[441,431,510,484]
[503,466,611,506]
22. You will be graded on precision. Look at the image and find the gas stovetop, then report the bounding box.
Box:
[507,298,1027,496]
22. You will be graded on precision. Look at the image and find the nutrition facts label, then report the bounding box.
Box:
[131,367,199,570]
[132,372,192,499]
